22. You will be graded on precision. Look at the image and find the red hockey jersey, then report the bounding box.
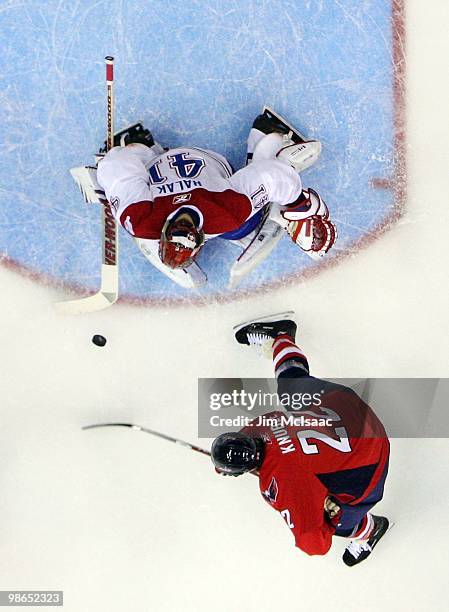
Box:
[240,385,389,555]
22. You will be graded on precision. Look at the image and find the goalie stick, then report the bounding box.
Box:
[55,56,119,315]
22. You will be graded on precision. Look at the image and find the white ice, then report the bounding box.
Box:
[1,1,448,611]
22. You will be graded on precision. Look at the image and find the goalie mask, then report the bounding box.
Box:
[159,206,205,269]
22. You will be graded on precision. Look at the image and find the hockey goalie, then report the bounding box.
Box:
[72,108,337,289]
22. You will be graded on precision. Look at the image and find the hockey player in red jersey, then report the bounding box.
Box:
[211,313,390,566]
[72,108,337,288]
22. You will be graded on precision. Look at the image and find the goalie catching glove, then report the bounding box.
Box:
[282,188,337,258]
[287,215,336,259]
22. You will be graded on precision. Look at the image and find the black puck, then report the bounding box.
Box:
[92,334,107,347]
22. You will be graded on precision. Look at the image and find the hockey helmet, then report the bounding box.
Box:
[159,206,205,269]
[211,432,264,476]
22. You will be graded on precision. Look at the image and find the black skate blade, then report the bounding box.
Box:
[99,122,146,152]
[262,106,307,143]
[378,519,395,542]
[113,122,145,140]
[233,311,295,334]
[371,516,393,548]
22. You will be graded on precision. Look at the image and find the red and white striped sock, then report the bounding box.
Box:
[349,513,375,541]
[272,334,309,378]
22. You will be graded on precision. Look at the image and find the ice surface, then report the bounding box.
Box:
[0,0,401,303]
[0,1,449,611]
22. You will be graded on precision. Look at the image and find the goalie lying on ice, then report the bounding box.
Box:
[72,108,337,289]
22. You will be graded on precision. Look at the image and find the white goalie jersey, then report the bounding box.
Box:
[70,108,336,289]
[95,143,304,240]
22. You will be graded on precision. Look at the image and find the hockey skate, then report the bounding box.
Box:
[249,107,321,172]
[233,312,297,347]
[253,106,307,143]
[342,516,390,567]
[98,122,155,153]
[71,123,165,205]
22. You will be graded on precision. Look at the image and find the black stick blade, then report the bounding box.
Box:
[82,423,134,430]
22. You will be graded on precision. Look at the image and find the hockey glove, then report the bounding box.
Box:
[324,496,341,518]
[287,215,337,259]
[324,496,342,526]
[282,188,329,222]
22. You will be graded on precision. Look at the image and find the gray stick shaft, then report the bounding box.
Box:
[82,422,211,456]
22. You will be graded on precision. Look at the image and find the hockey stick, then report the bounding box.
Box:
[82,422,211,456]
[55,56,119,315]
[83,422,260,477]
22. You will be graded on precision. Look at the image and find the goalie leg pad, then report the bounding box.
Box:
[228,208,284,288]
[277,140,322,172]
[250,132,321,172]
[252,132,289,162]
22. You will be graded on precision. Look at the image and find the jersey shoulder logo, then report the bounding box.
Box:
[173,193,192,205]
[263,476,279,504]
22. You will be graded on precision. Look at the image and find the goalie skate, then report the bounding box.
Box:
[72,123,166,203]
[255,106,308,143]
[251,107,321,171]
[99,122,154,153]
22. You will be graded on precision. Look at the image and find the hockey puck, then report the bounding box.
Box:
[92,334,107,347]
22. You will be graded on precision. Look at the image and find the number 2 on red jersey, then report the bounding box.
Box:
[296,406,352,455]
